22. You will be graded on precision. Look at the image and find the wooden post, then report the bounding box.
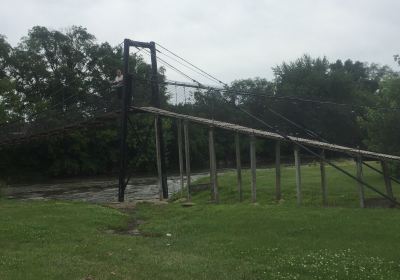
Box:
[177,119,184,197]
[117,42,132,202]
[183,120,191,201]
[381,161,394,200]
[154,115,163,200]
[209,127,219,202]
[209,128,214,199]
[250,135,257,203]
[320,150,328,206]
[235,132,243,202]
[275,141,281,201]
[150,42,168,199]
[294,146,302,206]
[356,155,365,208]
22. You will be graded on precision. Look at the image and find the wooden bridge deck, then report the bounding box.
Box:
[133,106,400,162]
[2,105,400,162]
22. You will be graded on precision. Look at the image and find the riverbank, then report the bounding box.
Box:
[1,161,399,279]
[3,173,210,203]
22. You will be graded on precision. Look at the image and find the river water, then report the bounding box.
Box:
[3,172,210,203]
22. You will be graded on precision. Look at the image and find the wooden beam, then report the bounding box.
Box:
[320,150,328,206]
[235,132,243,202]
[209,127,219,202]
[275,141,281,201]
[183,120,191,201]
[177,119,184,197]
[356,155,365,208]
[294,146,302,206]
[154,115,163,200]
[250,135,257,203]
[381,161,394,200]
[209,128,214,199]
[133,106,400,162]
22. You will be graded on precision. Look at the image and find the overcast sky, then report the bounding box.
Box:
[1,0,399,85]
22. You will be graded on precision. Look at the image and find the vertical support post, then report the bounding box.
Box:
[320,150,328,206]
[183,120,191,201]
[381,161,394,200]
[250,135,257,203]
[356,155,365,208]
[177,119,184,196]
[275,141,281,201]
[235,132,243,202]
[294,146,302,206]
[118,39,132,202]
[154,115,163,200]
[149,41,168,199]
[209,127,219,202]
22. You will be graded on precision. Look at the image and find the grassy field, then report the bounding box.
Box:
[194,160,400,207]
[1,161,400,279]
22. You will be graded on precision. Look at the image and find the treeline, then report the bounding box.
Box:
[0,26,400,181]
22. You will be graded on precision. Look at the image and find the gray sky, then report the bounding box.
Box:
[1,0,400,85]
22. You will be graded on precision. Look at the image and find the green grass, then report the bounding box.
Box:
[1,161,400,279]
[190,160,400,207]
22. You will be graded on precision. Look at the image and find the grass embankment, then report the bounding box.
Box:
[1,161,400,279]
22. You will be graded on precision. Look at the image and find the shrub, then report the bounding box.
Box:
[0,180,5,198]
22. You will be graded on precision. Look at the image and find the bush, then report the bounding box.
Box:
[0,180,5,198]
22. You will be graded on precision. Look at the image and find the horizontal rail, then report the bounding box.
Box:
[132,106,400,162]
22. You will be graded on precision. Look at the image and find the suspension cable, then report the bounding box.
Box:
[150,48,400,205]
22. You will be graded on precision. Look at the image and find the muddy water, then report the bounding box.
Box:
[3,173,210,203]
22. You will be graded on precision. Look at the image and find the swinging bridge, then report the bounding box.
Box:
[1,39,399,208]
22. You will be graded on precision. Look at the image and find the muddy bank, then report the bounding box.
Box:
[3,172,211,203]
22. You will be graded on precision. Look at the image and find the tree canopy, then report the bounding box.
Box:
[0,26,399,180]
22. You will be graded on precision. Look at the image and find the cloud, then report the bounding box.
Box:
[1,0,399,83]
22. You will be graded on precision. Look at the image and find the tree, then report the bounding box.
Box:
[360,77,400,155]
[0,35,19,124]
[271,55,392,147]
[0,26,170,178]
[394,55,400,66]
